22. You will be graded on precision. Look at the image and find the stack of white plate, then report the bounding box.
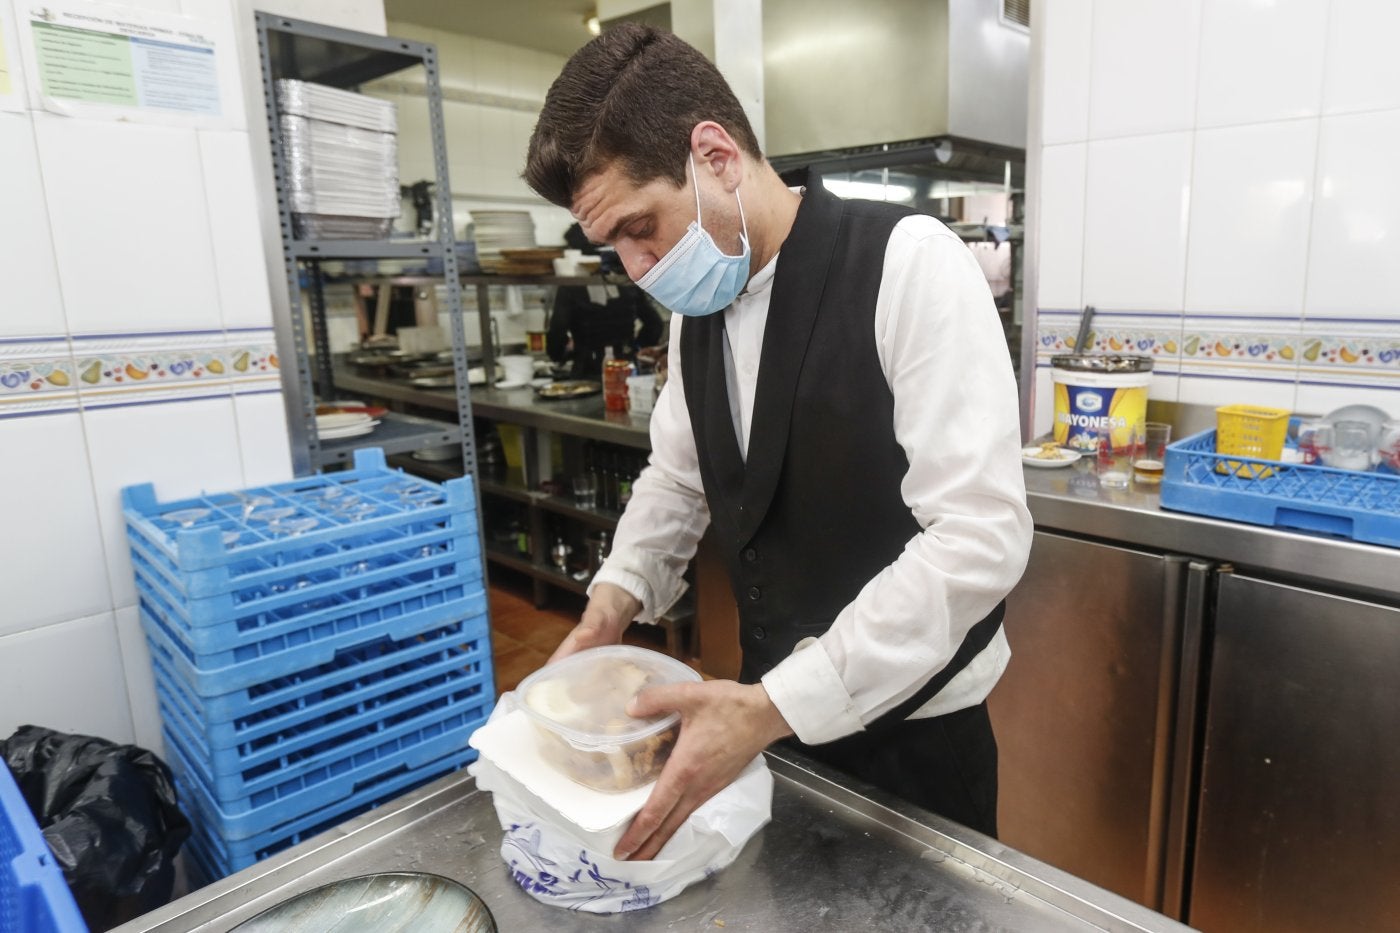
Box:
[277,79,400,239]
[315,411,380,440]
[469,211,536,272]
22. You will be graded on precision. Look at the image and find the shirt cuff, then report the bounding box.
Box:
[760,638,865,745]
[586,546,689,624]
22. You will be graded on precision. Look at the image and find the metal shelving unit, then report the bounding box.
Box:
[255,13,478,478]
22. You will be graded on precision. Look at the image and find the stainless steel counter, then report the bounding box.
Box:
[331,362,653,449]
[1023,462,1399,600]
[114,747,1189,933]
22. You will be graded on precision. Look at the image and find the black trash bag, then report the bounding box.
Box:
[2,725,191,932]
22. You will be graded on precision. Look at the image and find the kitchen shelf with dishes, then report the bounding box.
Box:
[256,13,479,478]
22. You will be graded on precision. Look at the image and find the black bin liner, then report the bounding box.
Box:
[2,725,190,931]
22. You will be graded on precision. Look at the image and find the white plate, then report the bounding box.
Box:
[315,412,372,431]
[1022,445,1082,468]
[494,380,530,390]
[319,420,379,440]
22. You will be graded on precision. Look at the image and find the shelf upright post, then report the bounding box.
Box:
[307,260,335,409]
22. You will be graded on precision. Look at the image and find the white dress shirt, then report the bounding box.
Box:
[590,209,1033,746]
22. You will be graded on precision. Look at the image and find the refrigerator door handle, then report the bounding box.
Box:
[1158,559,1224,919]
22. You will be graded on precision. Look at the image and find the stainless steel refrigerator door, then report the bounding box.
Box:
[1189,571,1400,933]
[990,531,1197,911]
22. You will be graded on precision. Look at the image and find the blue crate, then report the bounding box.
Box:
[1162,426,1400,547]
[177,745,478,879]
[150,617,489,749]
[158,657,490,802]
[140,585,487,696]
[123,449,472,579]
[162,693,489,840]
[147,618,487,732]
[127,518,479,626]
[131,535,482,654]
[1,764,86,933]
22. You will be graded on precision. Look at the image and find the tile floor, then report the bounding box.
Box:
[487,574,672,694]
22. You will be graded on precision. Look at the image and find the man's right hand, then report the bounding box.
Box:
[548,582,641,663]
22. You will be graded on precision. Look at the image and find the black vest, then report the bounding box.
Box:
[679,182,1004,733]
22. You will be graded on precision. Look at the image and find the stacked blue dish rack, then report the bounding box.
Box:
[122,449,493,882]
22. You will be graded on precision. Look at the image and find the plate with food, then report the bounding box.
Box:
[534,380,602,400]
[1022,442,1082,468]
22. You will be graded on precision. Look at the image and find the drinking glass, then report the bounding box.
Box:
[1378,420,1400,472]
[1133,422,1172,485]
[163,508,212,528]
[573,473,598,510]
[1094,423,1130,488]
[1321,420,1374,471]
[1296,420,1334,466]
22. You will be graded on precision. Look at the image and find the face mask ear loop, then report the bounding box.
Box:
[689,152,703,224]
[735,185,749,245]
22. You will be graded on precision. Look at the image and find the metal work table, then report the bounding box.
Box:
[114,747,1188,933]
[1022,460,1399,600]
[330,361,652,449]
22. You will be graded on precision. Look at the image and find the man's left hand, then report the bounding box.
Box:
[614,680,792,861]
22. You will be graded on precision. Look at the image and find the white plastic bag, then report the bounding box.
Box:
[468,697,772,913]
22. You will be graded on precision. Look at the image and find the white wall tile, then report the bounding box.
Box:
[33,116,222,336]
[1305,110,1400,318]
[1322,0,1400,115]
[1177,374,1297,410]
[0,413,112,633]
[1196,0,1328,129]
[114,605,163,757]
[474,39,512,97]
[82,397,245,608]
[198,132,273,330]
[478,108,513,195]
[1032,364,1054,438]
[0,612,135,744]
[1295,382,1400,420]
[1089,0,1202,139]
[234,391,293,487]
[1036,143,1086,311]
[1039,0,1093,145]
[0,113,67,338]
[1186,120,1317,315]
[1083,132,1193,311]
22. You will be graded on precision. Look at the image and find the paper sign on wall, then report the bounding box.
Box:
[18,1,229,127]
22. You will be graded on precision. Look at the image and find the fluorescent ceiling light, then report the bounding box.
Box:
[586,14,601,35]
[822,179,913,202]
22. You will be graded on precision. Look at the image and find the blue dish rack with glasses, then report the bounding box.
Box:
[1161,423,1400,548]
[121,448,494,880]
[1,761,87,933]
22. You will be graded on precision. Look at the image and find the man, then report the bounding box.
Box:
[547,222,663,378]
[524,24,1031,863]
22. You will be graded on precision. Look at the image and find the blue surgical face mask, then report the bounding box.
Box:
[635,154,751,317]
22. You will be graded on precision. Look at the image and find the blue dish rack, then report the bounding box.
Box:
[122,449,494,880]
[1,763,86,933]
[1161,427,1400,547]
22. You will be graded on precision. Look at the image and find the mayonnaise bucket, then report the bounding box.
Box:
[1051,355,1153,452]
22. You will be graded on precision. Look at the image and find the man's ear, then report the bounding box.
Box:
[690,121,743,192]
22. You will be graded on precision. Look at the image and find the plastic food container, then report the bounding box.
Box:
[516,646,700,792]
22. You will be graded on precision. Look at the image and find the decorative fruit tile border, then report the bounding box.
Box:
[0,339,79,415]
[222,331,281,393]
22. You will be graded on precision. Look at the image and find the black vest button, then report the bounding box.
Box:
[747,585,761,600]
[752,625,767,640]
[742,547,757,562]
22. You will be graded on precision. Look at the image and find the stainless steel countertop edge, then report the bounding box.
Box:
[1024,467,1400,599]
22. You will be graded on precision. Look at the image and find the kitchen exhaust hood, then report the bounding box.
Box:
[763,0,1030,158]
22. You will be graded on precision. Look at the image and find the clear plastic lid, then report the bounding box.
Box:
[515,645,701,751]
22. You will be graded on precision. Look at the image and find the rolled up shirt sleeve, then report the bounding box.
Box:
[588,316,711,623]
[761,221,1032,745]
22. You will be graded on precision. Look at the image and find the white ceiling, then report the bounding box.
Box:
[384,0,599,58]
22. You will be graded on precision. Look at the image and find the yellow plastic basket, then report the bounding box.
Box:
[1215,405,1290,478]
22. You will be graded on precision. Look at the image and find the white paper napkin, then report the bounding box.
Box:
[468,708,654,834]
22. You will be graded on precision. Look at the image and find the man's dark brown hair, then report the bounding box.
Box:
[524,23,763,209]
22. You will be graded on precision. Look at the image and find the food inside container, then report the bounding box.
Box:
[516,646,700,792]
